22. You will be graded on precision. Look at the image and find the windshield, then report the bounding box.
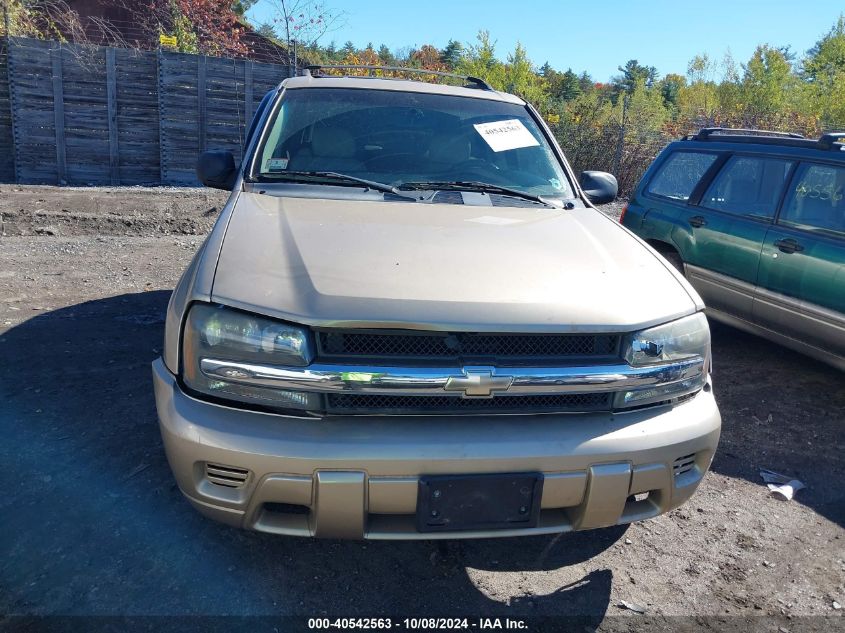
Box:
[251,87,574,199]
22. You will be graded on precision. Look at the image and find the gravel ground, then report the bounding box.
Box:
[0,185,843,631]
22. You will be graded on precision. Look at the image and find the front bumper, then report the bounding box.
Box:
[152,358,721,540]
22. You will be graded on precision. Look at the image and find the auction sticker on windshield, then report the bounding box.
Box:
[473,119,540,152]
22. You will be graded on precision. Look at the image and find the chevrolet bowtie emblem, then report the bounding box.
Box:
[444,368,513,398]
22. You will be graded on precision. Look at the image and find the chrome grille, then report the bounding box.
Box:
[316,330,619,362]
[326,392,611,415]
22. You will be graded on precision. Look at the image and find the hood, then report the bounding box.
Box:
[210,193,698,332]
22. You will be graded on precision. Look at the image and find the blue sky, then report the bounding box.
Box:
[248,0,844,81]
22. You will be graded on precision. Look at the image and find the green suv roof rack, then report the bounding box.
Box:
[684,127,845,151]
[693,127,805,140]
[303,64,494,91]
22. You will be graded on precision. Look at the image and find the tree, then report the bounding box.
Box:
[377,44,394,66]
[613,59,658,96]
[410,44,446,71]
[264,0,345,57]
[804,15,845,83]
[578,71,595,94]
[118,0,248,56]
[441,39,463,69]
[255,21,278,40]
[740,45,799,116]
[456,30,504,87]
[503,42,545,104]
[2,0,106,43]
[659,73,686,108]
[231,0,258,15]
[558,69,582,101]
[803,16,845,128]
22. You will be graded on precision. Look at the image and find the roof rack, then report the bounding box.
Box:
[818,132,845,150]
[692,127,805,140]
[684,127,845,152]
[303,64,494,91]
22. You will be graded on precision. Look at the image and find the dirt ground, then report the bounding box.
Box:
[0,185,843,631]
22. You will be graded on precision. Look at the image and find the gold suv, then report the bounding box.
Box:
[152,66,721,539]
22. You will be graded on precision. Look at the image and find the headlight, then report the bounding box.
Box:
[616,312,710,408]
[182,304,319,411]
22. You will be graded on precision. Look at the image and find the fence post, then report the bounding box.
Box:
[105,47,119,185]
[197,55,206,155]
[613,94,628,177]
[244,59,253,125]
[157,48,164,184]
[3,36,18,183]
[50,44,67,184]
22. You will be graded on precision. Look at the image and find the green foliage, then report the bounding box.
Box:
[613,59,658,97]
[659,73,686,109]
[504,42,546,104]
[255,21,279,40]
[804,15,845,128]
[455,30,505,86]
[441,39,463,69]
[377,44,395,66]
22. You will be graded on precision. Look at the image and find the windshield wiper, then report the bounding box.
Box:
[258,170,415,199]
[398,181,553,206]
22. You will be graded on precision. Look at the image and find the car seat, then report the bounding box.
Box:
[288,126,362,173]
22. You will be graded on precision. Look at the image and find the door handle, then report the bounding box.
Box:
[688,215,707,228]
[774,238,804,254]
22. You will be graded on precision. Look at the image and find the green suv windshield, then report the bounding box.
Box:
[251,87,574,199]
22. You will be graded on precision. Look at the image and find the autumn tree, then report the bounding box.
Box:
[409,44,446,71]
[262,0,344,53]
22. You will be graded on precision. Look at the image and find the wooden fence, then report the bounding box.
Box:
[0,37,290,186]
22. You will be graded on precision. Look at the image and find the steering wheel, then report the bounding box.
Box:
[362,152,419,170]
[451,158,499,172]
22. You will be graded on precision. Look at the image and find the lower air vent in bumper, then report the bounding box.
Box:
[326,392,612,415]
[205,463,250,488]
[673,453,697,477]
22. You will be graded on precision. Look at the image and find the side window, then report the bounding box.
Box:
[646,151,718,201]
[701,155,794,219]
[780,163,845,236]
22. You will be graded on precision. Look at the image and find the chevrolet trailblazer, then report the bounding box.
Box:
[152,66,721,539]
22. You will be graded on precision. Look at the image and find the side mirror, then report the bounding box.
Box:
[197,151,237,190]
[580,171,618,205]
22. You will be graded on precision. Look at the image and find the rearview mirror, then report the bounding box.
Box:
[580,171,618,205]
[197,151,237,190]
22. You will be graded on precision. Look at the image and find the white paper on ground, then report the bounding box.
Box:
[473,119,540,152]
[759,469,805,501]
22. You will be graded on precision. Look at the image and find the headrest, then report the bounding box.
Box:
[428,134,471,164]
[311,126,356,158]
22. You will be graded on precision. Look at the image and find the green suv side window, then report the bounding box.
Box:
[701,155,794,219]
[646,151,718,201]
[779,163,845,236]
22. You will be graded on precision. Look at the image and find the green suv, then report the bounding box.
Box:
[621,128,845,370]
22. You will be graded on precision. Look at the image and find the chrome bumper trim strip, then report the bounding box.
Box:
[200,358,705,398]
